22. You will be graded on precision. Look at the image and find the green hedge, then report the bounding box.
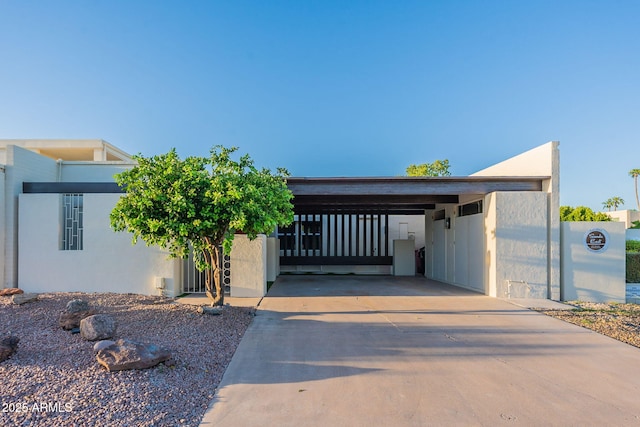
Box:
[628,253,640,283]
[627,240,640,253]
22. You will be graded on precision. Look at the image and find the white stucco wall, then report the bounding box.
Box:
[607,210,640,229]
[388,215,425,250]
[427,205,457,284]
[18,193,180,297]
[0,166,5,289]
[454,212,484,293]
[472,142,557,177]
[474,141,560,300]
[60,162,135,182]
[485,192,549,298]
[230,234,267,297]
[561,222,626,302]
[3,146,58,288]
[393,239,415,276]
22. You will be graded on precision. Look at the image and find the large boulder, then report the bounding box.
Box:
[66,299,91,313]
[59,309,96,330]
[80,314,117,341]
[59,299,95,330]
[96,339,171,371]
[0,335,19,363]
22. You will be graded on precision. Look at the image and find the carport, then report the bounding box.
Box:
[282,174,551,298]
[275,142,561,300]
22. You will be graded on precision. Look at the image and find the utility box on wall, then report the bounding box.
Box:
[561,222,626,302]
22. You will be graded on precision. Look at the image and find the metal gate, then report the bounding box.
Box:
[182,248,231,295]
[279,212,392,266]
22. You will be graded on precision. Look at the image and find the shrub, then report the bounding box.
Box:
[560,206,611,221]
[628,253,640,283]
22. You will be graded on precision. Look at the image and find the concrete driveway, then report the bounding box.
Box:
[201,275,640,426]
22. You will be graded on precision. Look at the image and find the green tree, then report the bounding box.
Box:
[406,159,451,176]
[560,206,612,221]
[630,169,640,211]
[110,146,294,306]
[602,199,613,212]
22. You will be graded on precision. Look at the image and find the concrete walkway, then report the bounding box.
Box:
[200,275,640,426]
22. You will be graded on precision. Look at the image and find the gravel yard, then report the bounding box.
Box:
[0,292,253,427]
[537,301,640,348]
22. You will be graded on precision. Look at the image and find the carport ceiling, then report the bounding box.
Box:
[287,176,547,214]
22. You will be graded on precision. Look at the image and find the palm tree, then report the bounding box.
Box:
[630,169,640,211]
[602,199,613,212]
[610,196,625,211]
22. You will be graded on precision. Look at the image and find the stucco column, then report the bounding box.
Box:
[230,234,267,297]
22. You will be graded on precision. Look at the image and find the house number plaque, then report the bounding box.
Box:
[584,229,609,253]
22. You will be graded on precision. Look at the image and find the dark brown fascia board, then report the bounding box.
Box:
[23,182,124,193]
[286,176,547,196]
[292,194,459,204]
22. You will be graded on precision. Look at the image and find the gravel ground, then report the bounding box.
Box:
[537,301,640,348]
[0,292,254,427]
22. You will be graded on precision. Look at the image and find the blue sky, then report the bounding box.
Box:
[1,1,639,211]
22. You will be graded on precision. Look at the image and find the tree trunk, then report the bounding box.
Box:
[203,242,224,307]
[635,176,639,211]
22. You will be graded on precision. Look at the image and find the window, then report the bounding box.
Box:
[458,200,483,217]
[61,194,83,250]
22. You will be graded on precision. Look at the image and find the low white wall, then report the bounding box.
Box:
[561,222,626,303]
[280,265,391,275]
[628,229,640,241]
[393,239,415,276]
[230,234,267,297]
[18,193,180,297]
[485,192,550,298]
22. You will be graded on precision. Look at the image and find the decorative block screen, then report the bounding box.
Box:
[61,193,83,250]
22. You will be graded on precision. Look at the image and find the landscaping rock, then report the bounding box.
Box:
[197,306,224,316]
[59,309,96,330]
[96,339,171,371]
[66,299,91,313]
[93,340,116,353]
[80,314,117,341]
[11,293,38,305]
[0,288,24,297]
[0,335,19,363]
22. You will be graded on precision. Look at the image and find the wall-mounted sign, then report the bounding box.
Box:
[584,228,609,252]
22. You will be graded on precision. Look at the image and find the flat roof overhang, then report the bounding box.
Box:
[23,175,549,215]
[287,176,548,214]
